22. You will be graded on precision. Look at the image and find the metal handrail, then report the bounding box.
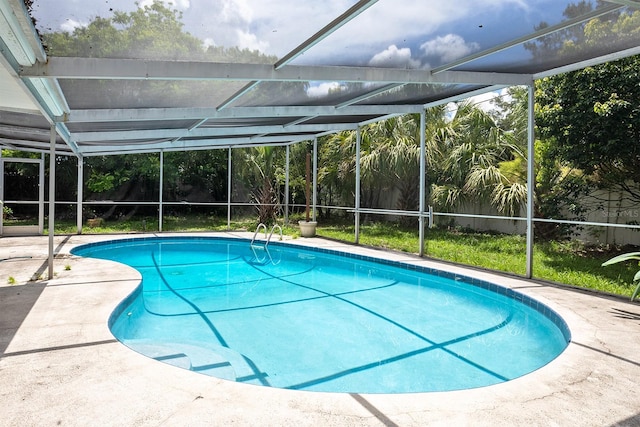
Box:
[266,224,283,246]
[251,223,268,246]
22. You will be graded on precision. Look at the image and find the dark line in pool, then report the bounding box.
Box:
[74,236,570,344]
[149,251,271,386]
[150,252,228,346]
[154,353,188,362]
[142,277,403,317]
[286,315,513,390]
[107,239,529,389]
[140,261,317,294]
[192,361,232,371]
[248,257,514,384]
[119,254,244,270]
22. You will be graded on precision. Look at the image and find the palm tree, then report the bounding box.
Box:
[430,101,527,217]
[360,115,424,214]
[245,145,281,225]
[320,101,528,223]
[320,130,360,211]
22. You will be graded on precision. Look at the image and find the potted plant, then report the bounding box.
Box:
[299,152,317,237]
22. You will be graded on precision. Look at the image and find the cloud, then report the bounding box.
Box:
[419,34,480,64]
[202,37,216,50]
[446,88,513,119]
[307,82,347,98]
[60,18,87,33]
[288,0,529,65]
[235,30,270,52]
[468,88,513,113]
[34,0,529,62]
[221,0,253,23]
[368,45,421,69]
[139,0,191,10]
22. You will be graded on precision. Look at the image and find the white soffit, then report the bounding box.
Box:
[0,59,40,114]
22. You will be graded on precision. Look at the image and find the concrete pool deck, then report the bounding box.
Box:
[1,232,639,426]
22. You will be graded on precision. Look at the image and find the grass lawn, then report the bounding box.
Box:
[317,221,639,300]
[45,215,640,300]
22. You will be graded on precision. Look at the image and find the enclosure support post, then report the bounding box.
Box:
[0,149,3,235]
[312,138,318,222]
[285,144,290,225]
[159,150,164,232]
[48,125,56,280]
[355,127,361,244]
[526,83,535,278]
[39,153,45,235]
[419,110,426,257]
[227,147,232,230]
[76,155,83,234]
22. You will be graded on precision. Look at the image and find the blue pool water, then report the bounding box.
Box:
[72,237,570,393]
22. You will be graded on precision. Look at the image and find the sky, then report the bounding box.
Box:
[30,0,572,61]
[29,0,572,99]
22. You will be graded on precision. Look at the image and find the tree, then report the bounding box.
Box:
[524,1,640,62]
[84,153,160,219]
[234,146,285,226]
[494,86,589,238]
[42,1,282,109]
[536,55,640,205]
[162,150,228,203]
[430,101,527,217]
[360,116,416,212]
[317,132,357,218]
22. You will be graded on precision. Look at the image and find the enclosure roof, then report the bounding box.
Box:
[1,0,639,156]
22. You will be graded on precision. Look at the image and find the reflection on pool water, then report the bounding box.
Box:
[72,237,570,393]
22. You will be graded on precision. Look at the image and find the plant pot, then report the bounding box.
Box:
[298,220,317,238]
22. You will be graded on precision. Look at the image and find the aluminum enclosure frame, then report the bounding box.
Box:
[1,0,639,279]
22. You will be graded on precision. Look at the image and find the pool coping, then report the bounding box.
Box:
[1,232,640,426]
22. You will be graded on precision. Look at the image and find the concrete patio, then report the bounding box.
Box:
[1,233,639,426]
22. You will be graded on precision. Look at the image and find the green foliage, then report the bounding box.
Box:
[525,2,640,59]
[319,101,527,220]
[532,137,589,239]
[490,85,590,239]
[235,146,286,225]
[531,2,640,206]
[2,205,13,218]
[162,151,228,202]
[319,132,357,212]
[43,0,274,62]
[430,101,526,216]
[85,154,158,198]
[42,1,279,110]
[602,252,640,301]
[319,220,639,298]
[523,3,640,224]
[360,115,422,214]
[537,56,640,182]
[86,171,119,193]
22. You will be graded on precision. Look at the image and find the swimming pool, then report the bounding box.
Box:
[72,236,570,393]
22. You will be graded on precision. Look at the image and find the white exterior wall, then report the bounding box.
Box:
[437,203,526,235]
[372,183,639,246]
[574,187,640,246]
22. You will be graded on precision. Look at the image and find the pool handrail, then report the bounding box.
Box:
[267,224,283,247]
[251,223,268,246]
[251,223,282,247]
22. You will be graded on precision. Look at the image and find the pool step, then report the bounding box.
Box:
[123,340,237,381]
